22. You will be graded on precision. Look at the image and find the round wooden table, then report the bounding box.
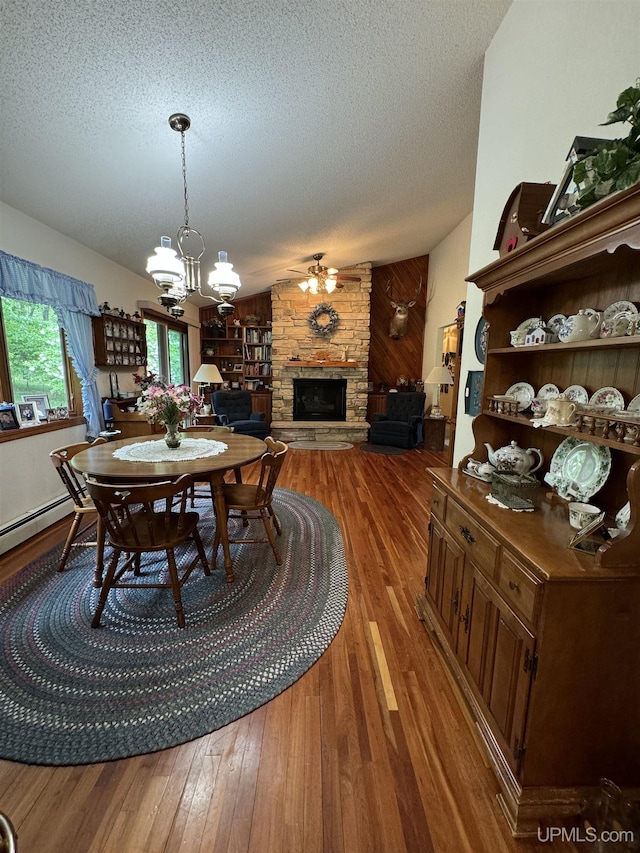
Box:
[71,431,267,583]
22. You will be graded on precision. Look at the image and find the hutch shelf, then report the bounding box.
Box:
[92,314,147,367]
[417,183,640,836]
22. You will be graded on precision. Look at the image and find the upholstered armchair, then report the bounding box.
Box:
[212,390,269,439]
[369,391,426,449]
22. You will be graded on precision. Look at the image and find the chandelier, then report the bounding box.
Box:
[146,114,241,318]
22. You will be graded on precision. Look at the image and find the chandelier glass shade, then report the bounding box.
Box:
[146,113,241,317]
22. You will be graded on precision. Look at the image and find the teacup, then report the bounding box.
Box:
[568,502,601,530]
[546,398,576,425]
[530,397,548,418]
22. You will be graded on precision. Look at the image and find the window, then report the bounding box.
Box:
[143,313,188,385]
[0,297,78,410]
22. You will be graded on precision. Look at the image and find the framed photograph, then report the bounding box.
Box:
[47,406,70,422]
[17,402,38,426]
[22,394,50,421]
[0,403,20,431]
[233,363,243,372]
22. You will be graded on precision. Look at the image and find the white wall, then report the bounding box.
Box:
[421,214,472,407]
[0,203,202,552]
[453,0,640,464]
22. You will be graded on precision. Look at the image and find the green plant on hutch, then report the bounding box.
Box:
[573,79,640,210]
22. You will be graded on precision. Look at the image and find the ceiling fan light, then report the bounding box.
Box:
[308,278,318,294]
[147,236,185,289]
[325,278,337,293]
[298,280,309,292]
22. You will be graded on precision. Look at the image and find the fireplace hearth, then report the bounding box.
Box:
[293,378,347,421]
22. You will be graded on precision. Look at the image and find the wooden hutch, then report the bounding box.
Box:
[417,184,640,836]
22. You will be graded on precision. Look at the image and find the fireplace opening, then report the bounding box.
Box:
[293,378,347,421]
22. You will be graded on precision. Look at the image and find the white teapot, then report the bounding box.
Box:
[558,309,601,343]
[485,441,543,475]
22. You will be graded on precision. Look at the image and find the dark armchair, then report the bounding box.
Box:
[369,392,426,449]
[212,390,269,439]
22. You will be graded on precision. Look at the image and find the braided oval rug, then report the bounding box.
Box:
[0,488,347,766]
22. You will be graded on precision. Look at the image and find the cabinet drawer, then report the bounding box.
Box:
[445,500,498,573]
[430,483,447,522]
[498,551,541,625]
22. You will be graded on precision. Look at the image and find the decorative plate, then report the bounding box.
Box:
[546,314,566,341]
[563,385,589,405]
[615,501,631,530]
[603,300,638,321]
[600,311,634,338]
[515,317,543,337]
[504,381,535,411]
[545,437,612,502]
[588,387,625,410]
[537,383,560,400]
[628,393,640,412]
[474,316,489,364]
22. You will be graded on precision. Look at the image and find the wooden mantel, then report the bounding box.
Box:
[283,360,359,368]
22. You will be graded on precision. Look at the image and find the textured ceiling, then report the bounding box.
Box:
[0,0,512,300]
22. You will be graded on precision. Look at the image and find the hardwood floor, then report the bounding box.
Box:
[0,446,578,852]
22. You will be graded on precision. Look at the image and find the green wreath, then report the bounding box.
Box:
[308,303,339,336]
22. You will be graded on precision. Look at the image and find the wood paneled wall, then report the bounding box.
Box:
[368,255,429,390]
[200,292,272,327]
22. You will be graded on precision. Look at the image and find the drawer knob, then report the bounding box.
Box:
[459,525,475,543]
[508,580,520,591]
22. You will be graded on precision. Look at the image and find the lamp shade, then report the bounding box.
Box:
[425,366,454,386]
[193,363,223,384]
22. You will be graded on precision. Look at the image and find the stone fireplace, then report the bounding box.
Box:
[269,263,372,442]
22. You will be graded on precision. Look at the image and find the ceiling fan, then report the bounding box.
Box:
[278,253,361,294]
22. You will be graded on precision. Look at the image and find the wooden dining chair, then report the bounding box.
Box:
[0,810,17,853]
[182,424,236,503]
[49,436,108,585]
[212,437,289,566]
[85,474,210,629]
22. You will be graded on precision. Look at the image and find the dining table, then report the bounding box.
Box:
[71,431,267,583]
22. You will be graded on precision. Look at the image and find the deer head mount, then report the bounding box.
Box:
[385,277,423,339]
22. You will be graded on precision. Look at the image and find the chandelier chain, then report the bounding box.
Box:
[181,130,189,230]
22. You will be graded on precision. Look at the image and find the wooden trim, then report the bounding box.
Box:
[284,360,358,367]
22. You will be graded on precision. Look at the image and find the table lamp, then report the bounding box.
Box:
[425,365,453,418]
[193,363,223,404]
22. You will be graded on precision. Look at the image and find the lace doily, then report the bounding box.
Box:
[112,438,228,463]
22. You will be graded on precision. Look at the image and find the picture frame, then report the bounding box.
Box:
[568,511,608,555]
[0,403,20,431]
[17,402,38,426]
[542,136,612,227]
[47,406,70,422]
[22,394,50,421]
[233,363,243,372]
[464,370,484,416]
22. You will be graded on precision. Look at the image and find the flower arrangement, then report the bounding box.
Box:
[137,383,202,426]
[132,371,166,393]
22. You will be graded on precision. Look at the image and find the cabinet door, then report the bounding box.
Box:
[438,529,465,647]
[484,587,535,774]
[457,564,494,697]
[425,518,443,609]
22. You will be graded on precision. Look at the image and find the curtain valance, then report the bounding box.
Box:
[0,250,103,436]
[0,250,100,315]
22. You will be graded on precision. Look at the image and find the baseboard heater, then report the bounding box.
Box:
[0,495,71,539]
